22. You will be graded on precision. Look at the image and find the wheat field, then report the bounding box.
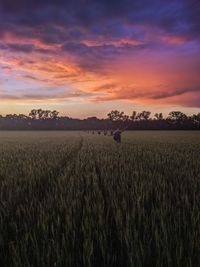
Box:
[0,131,199,267]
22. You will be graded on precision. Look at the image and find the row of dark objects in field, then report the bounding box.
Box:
[86,129,123,143]
[86,130,113,136]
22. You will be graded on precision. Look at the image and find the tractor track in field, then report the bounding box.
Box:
[46,136,84,181]
[30,137,84,203]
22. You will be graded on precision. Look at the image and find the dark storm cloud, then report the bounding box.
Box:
[184,0,200,38]
[0,43,51,53]
[0,0,200,42]
[151,86,200,100]
[61,40,148,73]
[0,0,199,79]
[62,42,126,61]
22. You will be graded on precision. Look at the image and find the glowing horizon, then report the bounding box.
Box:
[0,0,200,117]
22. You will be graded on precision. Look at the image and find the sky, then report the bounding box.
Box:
[0,0,200,118]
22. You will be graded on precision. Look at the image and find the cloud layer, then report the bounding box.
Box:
[0,0,200,111]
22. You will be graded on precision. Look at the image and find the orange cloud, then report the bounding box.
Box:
[0,25,200,109]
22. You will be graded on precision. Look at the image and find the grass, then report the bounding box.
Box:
[0,131,200,267]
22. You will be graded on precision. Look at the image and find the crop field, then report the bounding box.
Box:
[0,131,200,267]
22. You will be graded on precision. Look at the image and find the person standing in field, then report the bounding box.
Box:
[113,129,122,143]
[113,126,128,143]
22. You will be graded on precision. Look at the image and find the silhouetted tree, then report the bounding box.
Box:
[168,111,187,121]
[192,113,200,125]
[29,109,37,120]
[50,110,59,119]
[0,109,199,130]
[29,109,58,120]
[18,114,29,120]
[130,111,137,121]
[154,113,163,120]
[122,115,129,122]
[107,110,125,121]
[6,114,18,120]
[136,111,151,120]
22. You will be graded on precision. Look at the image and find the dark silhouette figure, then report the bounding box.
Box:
[113,129,122,143]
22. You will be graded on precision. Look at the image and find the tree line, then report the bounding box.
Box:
[0,108,199,130]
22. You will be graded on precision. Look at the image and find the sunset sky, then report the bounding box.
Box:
[0,0,200,118]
